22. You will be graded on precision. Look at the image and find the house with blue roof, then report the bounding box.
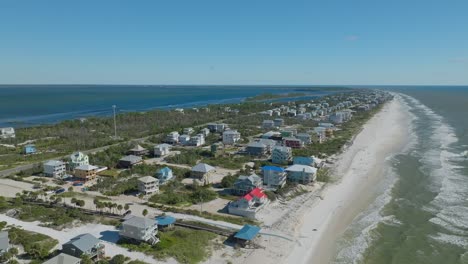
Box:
[262,166,287,190]
[24,144,36,155]
[156,215,176,230]
[156,167,174,184]
[234,225,261,247]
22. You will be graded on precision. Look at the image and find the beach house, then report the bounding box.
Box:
[296,133,312,144]
[262,166,287,189]
[262,120,275,129]
[137,176,159,195]
[120,216,159,245]
[154,143,171,157]
[283,137,304,148]
[293,156,324,168]
[285,164,317,184]
[70,151,89,170]
[0,127,15,139]
[74,164,98,182]
[0,231,10,256]
[273,118,284,127]
[191,163,216,184]
[128,145,149,156]
[118,155,143,168]
[200,128,210,136]
[43,160,66,178]
[165,131,180,144]
[246,141,267,157]
[24,144,37,155]
[207,123,226,133]
[228,188,269,218]
[62,233,104,260]
[155,167,174,184]
[222,130,241,145]
[271,146,292,164]
[178,134,191,145]
[43,253,81,264]
[183,127,194,135]
[232,174,263,195]
[189,134,205,146]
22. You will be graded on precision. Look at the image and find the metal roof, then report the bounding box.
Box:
[285,164,317,173]
[44,160,65,166]
[138,176,158,183]
[63,233,99,253]
[192,163,215,173]
[262,166,284,172]
[234,225,261,241]
[43,253,81,264]
[123,216,156,229]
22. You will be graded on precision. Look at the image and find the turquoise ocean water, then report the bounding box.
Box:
[333,86,468,264]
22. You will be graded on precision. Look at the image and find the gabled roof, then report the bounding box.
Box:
[156,143,171,149]
[120,155,142,163]
[192,163,215,173]
[123,216,156,229]
[63,233,99,253]
[43,253,81,264]
[247,141,266,148]
[262,166,284,172]
[158,167,172,173]
[234,225,261,241]
[285,164,317,173]
[242,194,253,201]
[250,188,267,199]
[138,176,158,183]
[237,174,261,185]
[130,145,147,151]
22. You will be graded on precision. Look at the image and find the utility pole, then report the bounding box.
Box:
[112,105,117,138]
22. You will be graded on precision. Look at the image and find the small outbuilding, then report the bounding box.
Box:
[234,225,261,247]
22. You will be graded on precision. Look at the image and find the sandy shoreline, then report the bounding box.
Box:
[226,95,410,264]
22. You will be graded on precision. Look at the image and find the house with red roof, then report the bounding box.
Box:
[227,187,269,219]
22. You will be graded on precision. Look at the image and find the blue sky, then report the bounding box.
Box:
[0,0,467,85]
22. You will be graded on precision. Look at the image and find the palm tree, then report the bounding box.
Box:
[124,204,129,211]
[142,209,148,217]
[117,204,123,215]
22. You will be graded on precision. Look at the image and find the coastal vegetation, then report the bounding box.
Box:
[119,227,217,264]
[245,92,307,102]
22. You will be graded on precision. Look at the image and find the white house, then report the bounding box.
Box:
[120,216,159,245]
[69,152,89,170]
[43,160,66,178]
[189,134,205,146]
[154,144,171,157]
[222,130,241,145]
[178,134,191,145]
[137,176,159,195]
[165,131,179,144]
[271,146,292,164]
[228,188,269,219]
[183,127,194,135]
[262,120,275,129]
[285,164,317,184]
[0,127,15,139]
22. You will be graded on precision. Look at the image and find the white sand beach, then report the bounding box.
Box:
[233,95,410,264]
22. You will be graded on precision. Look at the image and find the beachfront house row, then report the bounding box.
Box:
[155,167,174,184]
[43,160,66,178]
[0,127,15,139]
[74,164,99,181]
[43,253,81,264]
[24,144,37,155]
[232,174,263,195]
[165,131,180,144]
[262,166,287,189]
[271,146,292,164]
[296,133,312,144]
[154,143,171,157]
[191,163,216,184]
[62,233,104,260]
[0,231,10,256]
[246,141,267,157]
[137,176,159,195]
[69,151,89,170]
[222,130,241,145]
[228,188,269,219]
[120,216,159,245]
[128,145,149,156]
[118,155,143,168]
[262,120,275,129]
[283,137,304,148]
[285,164,317,184]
